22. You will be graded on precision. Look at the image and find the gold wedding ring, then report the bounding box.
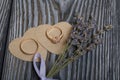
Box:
[20,38,39,55]
[46,26,63,44]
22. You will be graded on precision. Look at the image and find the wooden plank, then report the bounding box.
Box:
[0,0,12,78]
[1,0,120,80]
[114,0,120,80]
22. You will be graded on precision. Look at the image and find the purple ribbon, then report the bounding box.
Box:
[33,53,58,80]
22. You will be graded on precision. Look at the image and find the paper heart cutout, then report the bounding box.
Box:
[35,22,72,54]
[9,37,47,61]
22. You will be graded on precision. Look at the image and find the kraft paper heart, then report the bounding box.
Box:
[9,37,47,61]
[35,22,72,54]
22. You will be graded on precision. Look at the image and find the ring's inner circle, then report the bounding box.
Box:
[20,39,38,55]
[48,27,61,38]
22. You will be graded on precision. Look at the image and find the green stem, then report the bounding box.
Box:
[47,44,69,77]
[47,51,83,78]
[47,58,73,77]
[46,55,62,78]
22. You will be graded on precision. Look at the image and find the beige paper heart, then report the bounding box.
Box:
[35,22,72,54]
[9,37,47,61]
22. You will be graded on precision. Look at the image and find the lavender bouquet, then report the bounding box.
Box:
[47,15,112,78]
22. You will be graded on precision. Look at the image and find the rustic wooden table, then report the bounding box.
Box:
[0,0,120,80]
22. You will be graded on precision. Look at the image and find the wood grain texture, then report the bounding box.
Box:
[0,0,12,77]
[1,0,120,80]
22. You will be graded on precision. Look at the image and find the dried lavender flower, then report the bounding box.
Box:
[103,25,112,31]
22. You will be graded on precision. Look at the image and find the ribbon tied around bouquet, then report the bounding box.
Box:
[33,53,58,80]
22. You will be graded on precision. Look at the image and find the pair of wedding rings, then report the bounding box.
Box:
[19,26,63,55]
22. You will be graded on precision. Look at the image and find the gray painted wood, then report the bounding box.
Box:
[0,0,12,77]
[1,0,120,80]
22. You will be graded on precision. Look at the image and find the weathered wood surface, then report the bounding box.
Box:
[0,0,12,77]
[1,0,120,80]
